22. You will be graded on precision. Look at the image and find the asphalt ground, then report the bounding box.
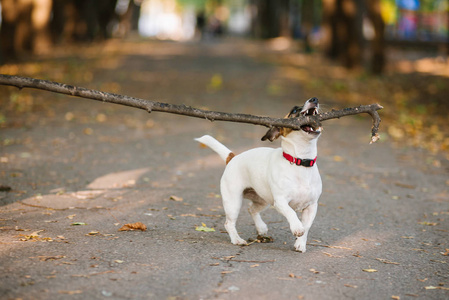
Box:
[0,38,448,300]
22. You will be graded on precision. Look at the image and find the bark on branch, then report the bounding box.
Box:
[0,74,383,143]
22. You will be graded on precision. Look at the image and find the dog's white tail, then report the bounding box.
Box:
[195,135,234,163]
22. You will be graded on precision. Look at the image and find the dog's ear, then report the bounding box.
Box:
[261,127,282,142]
[262,105,303,141]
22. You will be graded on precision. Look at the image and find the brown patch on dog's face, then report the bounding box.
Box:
[261,98,321,142]
[261,106,301,142]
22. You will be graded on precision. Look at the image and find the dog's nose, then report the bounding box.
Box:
[308,97,318,104]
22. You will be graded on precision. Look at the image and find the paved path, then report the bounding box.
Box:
[1,38,448,299]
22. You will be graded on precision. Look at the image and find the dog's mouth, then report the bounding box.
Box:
[300,105,320,134]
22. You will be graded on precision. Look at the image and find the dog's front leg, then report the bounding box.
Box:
[294,203,318,253]
[274,200,305,237]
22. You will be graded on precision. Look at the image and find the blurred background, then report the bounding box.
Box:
[0,0,448,156]
[0,0,448,70]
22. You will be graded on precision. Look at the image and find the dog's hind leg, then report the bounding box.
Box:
[244,188,269,235]
[221,184,248,245]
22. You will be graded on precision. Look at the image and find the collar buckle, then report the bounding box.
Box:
[283,152,316,167]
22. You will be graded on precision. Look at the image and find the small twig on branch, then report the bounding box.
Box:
[0,74,383,143]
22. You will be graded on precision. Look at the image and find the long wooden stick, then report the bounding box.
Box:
[0,74,383,143]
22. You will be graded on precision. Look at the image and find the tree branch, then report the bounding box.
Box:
[0,74,383,143]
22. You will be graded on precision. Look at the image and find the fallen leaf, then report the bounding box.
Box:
[418,221,438,226]
[71,222,87,226]
[375,258,400,265]
[322,252,343,258]
[344,284,357,288]
[86,231,100,236]
[391,296,400,300]
[429,259,446,264]
[18,230,44,241]
[169,195,183,202]
[59,290,82,295]
[180,214,197,217]
[67,214,76,220]
[114,260,124,264]
[248,235,274,244]
[195,223,215,232]
[309,268,320,274]
[362,268,377,273]
[119,222,147,232]
[425,286,449,290]
[394,182,416,189]
[38,255,66,261]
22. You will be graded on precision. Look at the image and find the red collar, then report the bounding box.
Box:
[283,152,317,167]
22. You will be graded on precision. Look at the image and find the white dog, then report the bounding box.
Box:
[195,98,322,252]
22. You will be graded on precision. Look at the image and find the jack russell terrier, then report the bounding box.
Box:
[195,97,322,252]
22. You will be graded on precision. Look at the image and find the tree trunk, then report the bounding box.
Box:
[0,0,19,61]
[31,0,52,55]
[322,0,363,68]
[366,0,385,74]
[250,0,291,39]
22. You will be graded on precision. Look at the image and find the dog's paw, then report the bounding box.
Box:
[256,223,268,236]
[294,239,307,253]
[231,237,248,246]
[290,224,305,237]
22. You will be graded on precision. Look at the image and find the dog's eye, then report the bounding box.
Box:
[290,106,302,116]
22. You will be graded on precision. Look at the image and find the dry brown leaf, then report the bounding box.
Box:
[169,195,183,202]
[86,231,100,236]
[425,286,449,290]
[344,284,357,288]
[119,222,147,232]
[323,251,343,258]
[418,221,438,226]
[376,258,400,265]
[59,290,82,295]
[38,255,66,261]
[391,296,400,300]
[362,268,378,273]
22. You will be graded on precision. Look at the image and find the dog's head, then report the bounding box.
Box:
[261,97,321,142]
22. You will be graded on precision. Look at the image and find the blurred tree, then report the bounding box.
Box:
[250,0,290,38]
[0,0,120,63]
[366,0,385,74]
[0,0,52,61]
[322,0,385,74]
[322,0,363,69]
